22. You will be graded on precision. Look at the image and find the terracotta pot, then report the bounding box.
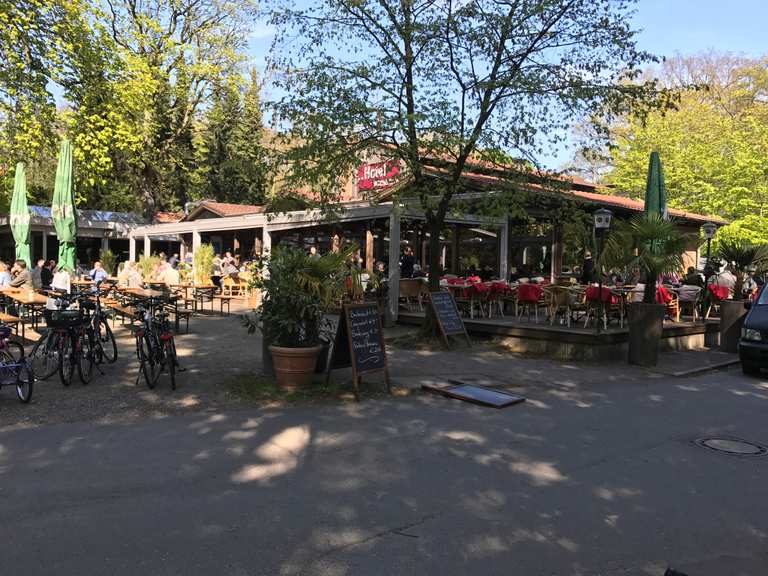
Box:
[269,345,322,390]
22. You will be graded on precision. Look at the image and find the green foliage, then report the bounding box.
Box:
[600,215,690,304]
[98,248,117,275]
[714,215,768,248]
[602,54,768,240]
[137,254,161,280]
[193,244,215,285]
[717,239,768,298]
[243,246,353,347]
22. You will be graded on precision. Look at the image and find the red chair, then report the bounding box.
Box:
[517,283,545,323]
[583,286,613,329]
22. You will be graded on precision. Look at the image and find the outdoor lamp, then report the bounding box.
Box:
[593,208,613,230]
[702,221,717,240]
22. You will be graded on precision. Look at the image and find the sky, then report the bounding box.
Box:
[247,0,768,169]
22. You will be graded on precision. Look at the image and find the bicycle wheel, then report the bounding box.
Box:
[5,340,25,362]
[15,358,34,404]
[137,333,159,389]
[97,318,117,363]
[58,335,75,387]
[30,331,59,380]
[77,331,94,384]
[163,336,177,390]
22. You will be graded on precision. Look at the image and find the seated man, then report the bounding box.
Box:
[10,260,34,290]
[89,261,109,283]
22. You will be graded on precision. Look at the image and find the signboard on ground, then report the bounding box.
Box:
[326,303,391,399]
[430,290,471,347]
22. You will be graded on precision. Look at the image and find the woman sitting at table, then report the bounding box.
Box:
[0,262,11,286]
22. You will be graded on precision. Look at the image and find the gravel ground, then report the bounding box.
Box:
[0,309,264,431]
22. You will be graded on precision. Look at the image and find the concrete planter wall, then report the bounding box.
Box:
[628,302,666,366]
[720,300,747,353]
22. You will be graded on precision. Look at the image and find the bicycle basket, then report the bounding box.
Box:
[0,325,12,339]
[44,309,85,328]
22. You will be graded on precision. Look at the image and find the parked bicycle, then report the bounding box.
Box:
[31,284,118,383]
[134,300,179,390]
[0,324,34,403]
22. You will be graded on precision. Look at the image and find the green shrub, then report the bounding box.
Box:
[99,248,117,275]
[193,244,215,284]
[138,254,162,280]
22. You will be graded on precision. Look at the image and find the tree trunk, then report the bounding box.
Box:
[420,215,444,336]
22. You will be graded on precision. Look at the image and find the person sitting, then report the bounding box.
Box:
[0,262,11,287]
[10,260,33,290]
[51,267,72,293]
[40,259,53,288]
[89,261,109,284]
[30,259,46,289]
[713,266,737,297]
[156,262,180,286]
[682,266,703,287]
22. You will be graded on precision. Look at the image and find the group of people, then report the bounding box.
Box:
[0,258,67,291]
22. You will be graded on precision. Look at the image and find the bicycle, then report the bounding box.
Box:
[0,325,34,403]
[134,300,179,390]
[80,285,118,366]
[41,294,92,386]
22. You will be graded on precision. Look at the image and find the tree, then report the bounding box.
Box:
[268,0,664,294]
[601,54,768,242]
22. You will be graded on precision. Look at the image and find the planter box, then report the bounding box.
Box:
[628,302,666,366]
[720,300,747,353]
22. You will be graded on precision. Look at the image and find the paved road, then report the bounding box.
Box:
[1,365,767,575]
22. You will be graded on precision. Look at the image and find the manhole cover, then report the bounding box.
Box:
[695,437,768,456]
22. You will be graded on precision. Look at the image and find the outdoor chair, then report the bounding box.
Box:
[583,286,613,330]
[221,276,247,297]
[704,284,730,319]
[545,285,571,327]
[501,286,518,317]
[677,285,702,321]
[193,287,216,313]
[517,283,545,323]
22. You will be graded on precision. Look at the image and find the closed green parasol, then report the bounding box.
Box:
[52,139,77,271]
[10,162,31,266]
[644,151,668,219]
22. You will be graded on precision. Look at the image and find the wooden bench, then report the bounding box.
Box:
[108,303,138,325]
[164,304,192,333]
[0,312,22,339]
[214,295,236,316]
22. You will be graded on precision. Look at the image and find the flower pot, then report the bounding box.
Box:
[269,345,322,390]
[720,299,747,353]
[628,302,665,366]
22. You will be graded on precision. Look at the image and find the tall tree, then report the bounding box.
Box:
[103,0,256,215]
[600,54,768,242]
[269,0,665,292]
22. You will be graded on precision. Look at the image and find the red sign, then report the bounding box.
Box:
[357,160,400,192]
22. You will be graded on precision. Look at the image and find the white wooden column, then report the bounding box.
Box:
[387,205,401,323]
[192,229,201,253]
[499,220,509,281]
[179,241,186,261]
[143,235,151,257]
[261,226,272,255]
[100,236,109,253]
[129,236,136,262]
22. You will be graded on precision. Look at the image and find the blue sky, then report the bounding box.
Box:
[248,0,768,169]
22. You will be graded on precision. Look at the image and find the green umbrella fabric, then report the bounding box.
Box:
[10,162,31,266]
[52,139,77,272]
[644,151,668,219]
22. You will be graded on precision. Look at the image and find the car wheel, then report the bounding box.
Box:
[742,361,761,376]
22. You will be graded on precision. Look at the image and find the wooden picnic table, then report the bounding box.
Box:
[122,287,165,299]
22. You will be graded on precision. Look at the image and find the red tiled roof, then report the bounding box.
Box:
[154,211,184,223]
[183,201,266,221]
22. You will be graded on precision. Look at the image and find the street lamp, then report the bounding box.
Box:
[593,208,613,332]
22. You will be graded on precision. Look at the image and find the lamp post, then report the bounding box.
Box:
[593,208,613,332]
[701,221,717,274]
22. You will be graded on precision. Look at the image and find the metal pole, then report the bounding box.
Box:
[596,228,604,334]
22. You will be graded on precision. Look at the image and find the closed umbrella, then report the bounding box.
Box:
[10,162,31,266]
[644,151,668,219]
[52,139,77,272]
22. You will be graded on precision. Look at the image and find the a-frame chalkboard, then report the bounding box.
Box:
[325,302,391,400]
[430,290,471,348]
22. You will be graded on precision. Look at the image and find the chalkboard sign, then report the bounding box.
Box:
[326,303,391,399]
[430,290,471,348]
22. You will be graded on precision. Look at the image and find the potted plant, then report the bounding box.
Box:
[601,215,688,366]
[193,243,215,285]
[243,246,351,389]
[716,240,768,353]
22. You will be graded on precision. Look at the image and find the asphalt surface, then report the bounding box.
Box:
[1,364,767,575]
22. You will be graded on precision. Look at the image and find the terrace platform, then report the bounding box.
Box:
[398,311,721,361]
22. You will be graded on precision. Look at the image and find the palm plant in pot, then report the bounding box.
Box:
[600,215,688,366]
[716,240,768,352]
[243,246,352,389]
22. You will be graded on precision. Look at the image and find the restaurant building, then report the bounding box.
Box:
[126,157,724,321]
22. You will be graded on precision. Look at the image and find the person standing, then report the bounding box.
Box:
[31,259,45,289]
[580,251,595,284]
[400,246,415,279]
[169,253,179,269]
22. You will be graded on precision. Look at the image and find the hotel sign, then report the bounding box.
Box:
[357,160,400,192]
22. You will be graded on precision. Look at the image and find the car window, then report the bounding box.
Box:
[758,285,768,305]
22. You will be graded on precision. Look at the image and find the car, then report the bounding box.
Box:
[739,285,768,375]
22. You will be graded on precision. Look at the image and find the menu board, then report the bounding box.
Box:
[326,303,391,399]
[430,290,471,347]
